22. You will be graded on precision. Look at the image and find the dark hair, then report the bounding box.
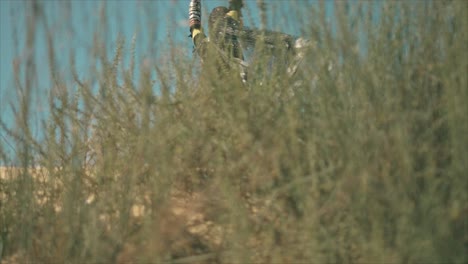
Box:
[208,6,243,59]
[208,6,229,39]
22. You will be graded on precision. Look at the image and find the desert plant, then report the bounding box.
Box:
[0,1,466,263]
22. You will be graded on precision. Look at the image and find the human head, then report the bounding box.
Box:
[208,6,243,59]
[208,6,230,41]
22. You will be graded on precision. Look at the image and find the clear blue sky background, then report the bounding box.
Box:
[0,0,334,163]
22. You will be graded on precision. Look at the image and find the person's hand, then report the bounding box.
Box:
[189,0,202,31]
[229,0,243,11]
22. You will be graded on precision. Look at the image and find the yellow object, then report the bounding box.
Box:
[227,10,239,20]
[192,28,202,39]
[227,10,243,28]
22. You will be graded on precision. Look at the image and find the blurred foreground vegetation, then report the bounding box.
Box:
[1,1,467,263]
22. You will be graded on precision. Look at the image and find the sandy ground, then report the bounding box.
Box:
[0,166,231,263]
[0,166,20,179]
[0,166,50,180]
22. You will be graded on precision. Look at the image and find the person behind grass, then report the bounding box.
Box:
[188,0,310,86]
[189,0,247,84]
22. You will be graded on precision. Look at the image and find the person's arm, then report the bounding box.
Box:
[189,0,208,57]
[222,0,244,60]
[239,27,296,51]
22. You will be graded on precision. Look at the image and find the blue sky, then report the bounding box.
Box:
[0,0,333,163]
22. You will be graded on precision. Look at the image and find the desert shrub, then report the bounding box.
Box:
[1,1,466,263]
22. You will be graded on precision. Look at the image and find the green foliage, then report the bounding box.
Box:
[1,1,467,263]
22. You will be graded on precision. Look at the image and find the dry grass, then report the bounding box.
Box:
[1,1,467,263]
